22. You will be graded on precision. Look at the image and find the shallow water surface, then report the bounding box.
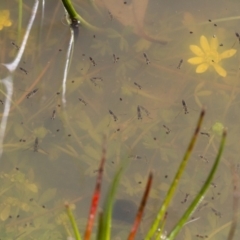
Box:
[1,0,240,239]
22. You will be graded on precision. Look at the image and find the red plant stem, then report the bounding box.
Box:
[84,140,106,240]
[128,172,153,240]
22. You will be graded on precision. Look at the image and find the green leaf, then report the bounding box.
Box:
[39,188,57,204]
[84,144,100,160]
[167,130,226,240]
[26,183,38,193]
[0,204,10,221]
[100,156,128,240]
[145,109,205,239]
[134,39,152,52]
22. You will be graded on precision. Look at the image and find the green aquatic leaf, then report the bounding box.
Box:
[91,39,112,56]
[26,182,38,193]
[0,204,10,221]
[211,122,224,136]
[21,202,30,211]
[146,110,205,239]
[33,126,48,139]
[167,130,226,240]
[38,188,57,204]
[134,38,152,52]
[121,83,134,96]
[100,163,126,240]
[88,129,101,145]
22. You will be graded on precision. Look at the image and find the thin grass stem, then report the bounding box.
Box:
[145,109,205,239]
[167,130,227,240]
[65,203,82,240]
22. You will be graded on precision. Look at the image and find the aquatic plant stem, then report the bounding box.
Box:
[84,140,106,240]
[61,0,102,31]
[167,130,226,240]
[128,172,153,240]
[65,203,82,240]
[145,109,205,239]
[100,166,124,240]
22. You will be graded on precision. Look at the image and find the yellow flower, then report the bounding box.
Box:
[0,10,12,30]
[188,35,237,77]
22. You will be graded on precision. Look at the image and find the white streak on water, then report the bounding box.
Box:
[62,27,74,107]
[0,0,39,158]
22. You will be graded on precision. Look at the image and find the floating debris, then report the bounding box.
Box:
[108,11,113,20]
[200,132,210,137]
[140,105,150,116]
[143,52,150,64]
[134,82,142,90]
[78,98,87,106]
[19,67,28,74]
[177,59,183,69]
[90,77,103,86]
[51,110,56,120]
[198,155,208,163]
[137,105,142,120]
[182,100,189,114]
[11,41,19,50]
[235,32,240,43]
[113,54,119,63]
[33,137,39,152]
[26,88,38,99]
[196,202,208,212]
[163,125,171,134]
[181,193,190,204]
[196,234,208,239]
[211,207,221,218]
[89,57,97,66]
[109,109,118,121]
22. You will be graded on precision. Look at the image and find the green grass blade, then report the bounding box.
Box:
[65,203,82,240]
[145,109,205,239]
[100,157,128,240]
[96,211,104,239]
[167,130,226,240]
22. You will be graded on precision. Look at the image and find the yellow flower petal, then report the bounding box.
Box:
[187,57,204,65]
[196,63,209,73]
[4,20,12,27]
[200,35,210,53]
[189,45,204,56]
[212,64,227,77]
[210,36,218,51]
[220,49,237,59]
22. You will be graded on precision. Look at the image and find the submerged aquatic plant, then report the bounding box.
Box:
[188,35,236,77]
[66,110,228,240]
[0,10,12,30]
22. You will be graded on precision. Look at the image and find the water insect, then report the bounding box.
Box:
[26,88,38,99]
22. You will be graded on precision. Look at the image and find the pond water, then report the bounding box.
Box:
[1,0,240,239]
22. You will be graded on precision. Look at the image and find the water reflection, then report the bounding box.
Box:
[1,0,240,239]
